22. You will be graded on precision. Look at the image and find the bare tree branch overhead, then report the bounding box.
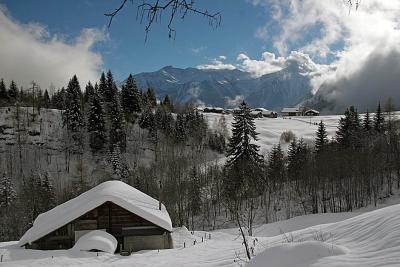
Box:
[105,0,222,40]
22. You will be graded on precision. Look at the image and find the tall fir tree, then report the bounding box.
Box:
[0,79,8,101]
[335,106,361,149]
[315,120,328,153]
[63,75,84,142]
[363,110,372,132]
[87,87,107,152]
[98,72,107,102]
[267,144,285,188]
[226,101,263,167]
[109,89,126,152]
[83,82,95,104]
[224,101,264,202]
[373,102,385,133]
[43,89,50,109]
[105,70,116,105]
[8,80,18,102]
[109,144,129,182]
[162,95,174,111]
[121,74,141,121]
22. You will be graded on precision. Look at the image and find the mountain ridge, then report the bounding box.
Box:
[133,65,313,111]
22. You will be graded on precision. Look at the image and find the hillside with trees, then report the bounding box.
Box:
[0,74,399,245]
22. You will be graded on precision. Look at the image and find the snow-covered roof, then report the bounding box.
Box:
[281,107,300,113]
[254,108,269,112]
[19,181,172,246]
[305,109,320,114]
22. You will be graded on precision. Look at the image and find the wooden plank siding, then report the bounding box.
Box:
[26,201,171,252]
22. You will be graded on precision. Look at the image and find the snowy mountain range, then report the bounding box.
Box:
[134,63,313,111]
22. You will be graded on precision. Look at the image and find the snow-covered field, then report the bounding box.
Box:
[205,113,341,153]
[2,199,400,266]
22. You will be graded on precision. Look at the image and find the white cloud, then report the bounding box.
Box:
[236,50,326,79]
[0,7,105,90]
[251,0,400,111]
[197,56,236,70]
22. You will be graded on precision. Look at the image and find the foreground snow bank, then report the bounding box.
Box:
[248,241,347,267]
[71,230,117,254]
[3,203,400,266]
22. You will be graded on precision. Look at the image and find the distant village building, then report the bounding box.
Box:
[281,107,303,117]
[253,108,278,118]
[304,109,320,116]
[18,181,173,253]
[281,107,319,117]
[203,107,225,114]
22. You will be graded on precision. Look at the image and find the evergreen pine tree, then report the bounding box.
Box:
[121,74,141,120]
[98,72,107,102]
[8,80,18,102]
[226,101,263,167]
[0,172,16,208]
[83,82,95,104]
[87,87,107,152]
[0,79,8,101]
[105,70,116,105]
[373,102,385,133]
[109,89,126,152]
[63,75,84,142]
[162,95,173,111]
[43,89,50,109]
[363,110,371,131]
[336,106,361,149]
[109,145,129,182]
[224,101,264,201]
[315,120,328,153]
[267,144,285,186]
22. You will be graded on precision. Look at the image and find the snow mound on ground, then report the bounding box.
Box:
[251,203,400,267]
[248,241,347,267]
[71,230,117,254]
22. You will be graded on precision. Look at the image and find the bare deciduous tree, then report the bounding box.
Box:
[105,0,221,40]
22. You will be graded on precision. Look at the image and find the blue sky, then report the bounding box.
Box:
[2,0,400,111]
[1,0,279,80]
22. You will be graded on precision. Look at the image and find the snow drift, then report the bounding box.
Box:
[248,241,347,267]
[71,230,117,254]
[250,204,400,267]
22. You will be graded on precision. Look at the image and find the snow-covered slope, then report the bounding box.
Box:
[19,181,172,246]
[3,203,400,266]
[205,113,341,153]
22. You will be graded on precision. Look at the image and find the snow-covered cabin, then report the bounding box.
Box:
[281,107,303,117]
[254,108,278,118]
[304,109,320,116]
[19,181,173,253]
